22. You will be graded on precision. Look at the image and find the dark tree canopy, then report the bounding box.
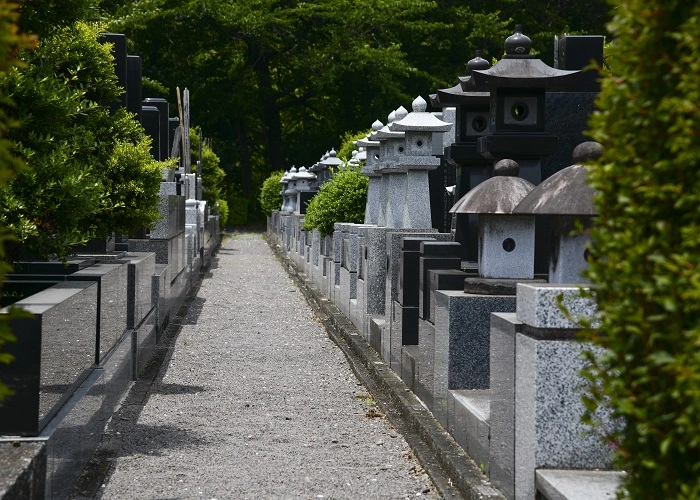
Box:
[102,0,609,220]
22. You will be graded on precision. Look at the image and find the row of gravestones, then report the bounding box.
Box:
[268,29,623,500]
[0,33,222,500]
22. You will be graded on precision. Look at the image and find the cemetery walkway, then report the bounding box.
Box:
[74,231,439,499]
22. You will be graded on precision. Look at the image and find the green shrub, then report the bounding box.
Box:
[302,166,368,236]
[0,0,36,402]
[337,129,370,163]
[0,21,164,259]
[190,129,226,205]
[216,199,229,227]
[259,170,284,214]
[227,189,249,226]
[581,0,700,497]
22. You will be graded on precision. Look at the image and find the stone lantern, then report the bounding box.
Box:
[432,51,493,260]
[284,167,299,214]
[390,96,453,229]
[294,166,317,215]
[514,141,601,283]
[450,159,536,281]
[279,170,292,213]
[467,26,581,185]
[356,119,383,224]
[373,107,407,228]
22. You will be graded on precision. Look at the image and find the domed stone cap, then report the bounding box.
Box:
[504,25,531,56]
[449,159,535,214]
[390,96,453,132]
[279,170,291,184]
[288,166,299,180]
[467,50,491,72]
[295,166,316,180]
[572,141,603,164]
[375,107,406,139]
[513,143,602,216]
[369,119,385,140]
[321,148,343,168]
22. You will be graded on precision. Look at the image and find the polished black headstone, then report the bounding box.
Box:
[141,105,161,160]
[143,98,170,160]
[399,237,436,307]
[126,55,142,120]
[98,33,127,112]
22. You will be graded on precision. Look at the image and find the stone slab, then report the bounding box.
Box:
[516,283,597,330]
[515,333,615,500]
[488,313,521,499]
[0,282,98,436]
[0,441,46,499]
[535,469,624,500]
[450,389,491,474]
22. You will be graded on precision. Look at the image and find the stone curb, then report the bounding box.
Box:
[268,236,504,500]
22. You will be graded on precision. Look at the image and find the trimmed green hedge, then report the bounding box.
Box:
[581,0,700,497]
[259,170,284,215]
[302,166,367,236]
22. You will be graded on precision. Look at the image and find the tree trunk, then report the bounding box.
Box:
[253,52,285,174]
[234,120,253,198]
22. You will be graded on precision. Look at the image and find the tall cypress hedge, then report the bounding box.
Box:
[583,0,700,497]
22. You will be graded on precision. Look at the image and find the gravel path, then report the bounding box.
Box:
[96,231,439,499]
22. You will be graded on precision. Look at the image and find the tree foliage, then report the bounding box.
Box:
[0,20,164,260]
[581,0,700,496]
[0,0,37,401]
[190,128,226,205]
[302,167,368,236]
[259,170,284,215]
[100,0,608,224]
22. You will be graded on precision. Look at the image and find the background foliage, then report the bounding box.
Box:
[259,170,284,216]
[582,0,700,496]
[0,0,37,400]
[100,0,610,224]
[0,20,164,260]
[302,167,368,236]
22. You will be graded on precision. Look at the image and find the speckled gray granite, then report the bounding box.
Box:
[92,232,438,499]
[515,334,616,499]
[535,469,624,500]
[516,283,598,330]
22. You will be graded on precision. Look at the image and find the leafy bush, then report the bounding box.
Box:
[0,21,164,259]
[190,128,227,205]
[216,199,229,227]
[302,166,368,236]
[259,170,284,214]
[581,0,700,497]
[337,129,370,162]
[227,189,249,226]
[0,0,36,401]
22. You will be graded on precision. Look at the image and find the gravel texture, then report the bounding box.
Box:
[94,231,439,499]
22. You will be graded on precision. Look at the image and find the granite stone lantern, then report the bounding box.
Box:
[278,170,291,213]
[467,26,581,185]
[356,120,383,224]
[372,107,408,228]
[285,167,299,215]
[514,141,601,283]
[450,159,536,282]
[317,149,343,187]
[389,96,453,229]
[432,51,493,260]
[293,166,317,215]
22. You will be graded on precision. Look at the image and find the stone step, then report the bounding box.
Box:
[536,469,625,500]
